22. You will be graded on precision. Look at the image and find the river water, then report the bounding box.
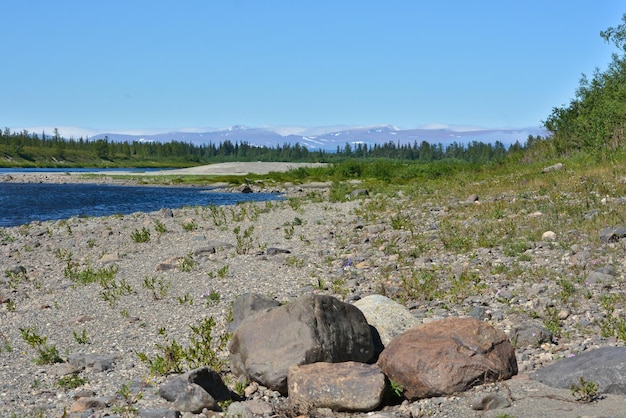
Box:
[0,180,281,227]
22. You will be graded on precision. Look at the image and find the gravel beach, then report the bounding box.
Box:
[1,162,625,417]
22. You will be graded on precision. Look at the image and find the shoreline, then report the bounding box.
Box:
[0,162,328,185]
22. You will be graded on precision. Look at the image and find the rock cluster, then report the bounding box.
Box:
[1,175,626,417]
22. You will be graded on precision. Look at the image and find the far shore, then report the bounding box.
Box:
[0,162,328,184]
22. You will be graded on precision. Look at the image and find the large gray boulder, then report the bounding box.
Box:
[532,347,626,394]
[227,292,281,333]
[229,293,375,394]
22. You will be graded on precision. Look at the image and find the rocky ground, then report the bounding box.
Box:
[0,163,625,417]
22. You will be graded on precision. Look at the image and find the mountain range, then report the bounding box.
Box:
[89,125,544,151]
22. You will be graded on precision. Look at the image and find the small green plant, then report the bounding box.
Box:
[0,230,15,244]
[598,294,626,342]
[284,224,295,239]
[234,225,255,255]
[72,329,89,344]
[87,238,97,248]
[137,316,229,375]
[177,293,193,305]
[6,299,16,312]
[100,277,133,307]
[287,197,304,212]
[399,269,442,302]
[0,331,12,353]
[285,256,305,268]
[5,269,26,289]
[142,275,171,300]
[543,306,561,337]
[64,259,119,286]
[131,226,151,243]
[201,290,221,305]
[56,373,87,389]
[120,309,130,318]
[112,381,145,415]
[209,205,227,226]
[153,219,167,234]
[570,376,599,403]
[389,379,405,398]
[182,220,198,232]
[179,252,196,272]
[217,265,230,278]
[19,326,62,365]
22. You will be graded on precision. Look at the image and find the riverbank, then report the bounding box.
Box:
[0,162,625,416]
[0,162,328,185]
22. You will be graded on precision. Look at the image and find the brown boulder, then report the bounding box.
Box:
[288,362,386,412]
[377,317,517,400]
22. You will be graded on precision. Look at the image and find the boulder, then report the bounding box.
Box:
[541,162,564,173]
[377,317,517,400]
[353,294,420,347]
[599,226,626,243]
[173,383,217,413]
[227,292,281,333]
[229,293,375,394]
[531,347,626,394]
[288,362,386,412]
[159,367,231,412]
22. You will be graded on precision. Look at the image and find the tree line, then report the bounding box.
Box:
[543,14,626,159]
[0,127,533,167]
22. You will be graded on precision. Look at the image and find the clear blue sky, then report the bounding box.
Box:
[2,1,623,137]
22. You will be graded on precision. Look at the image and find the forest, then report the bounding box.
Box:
[0,126,523,168]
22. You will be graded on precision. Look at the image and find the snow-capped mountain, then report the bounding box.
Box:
[89,125,543,151]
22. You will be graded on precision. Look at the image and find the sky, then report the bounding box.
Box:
[2,1,624,138]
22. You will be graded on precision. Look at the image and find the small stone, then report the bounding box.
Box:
[470,394,511,411]
[542,231,557,241]
[173,383,217,413]
[70,397,107,413]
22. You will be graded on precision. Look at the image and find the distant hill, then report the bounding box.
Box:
[89,125,543,151]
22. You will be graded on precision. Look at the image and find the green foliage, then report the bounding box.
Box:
[56,373,87,389]
[400,270,441,302]
[598,294,626,341]
[63,254,119,286]
[209,205,228,226]
[543,306,561,337]
[544,14,626,159]
[153,219,167,234]
[136,317,229,375]
[179,252,196,272]
[100,276,133,307]
[177,292,193,305]
[19,326,62,365]
[72,329,89,344]
[217,264,230,278]
[570,376,600,403]
[182,220,198,231]
[142,275,171,300]
[112,381,144,415]
[131,226,151,243]
[234,225,255,254]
